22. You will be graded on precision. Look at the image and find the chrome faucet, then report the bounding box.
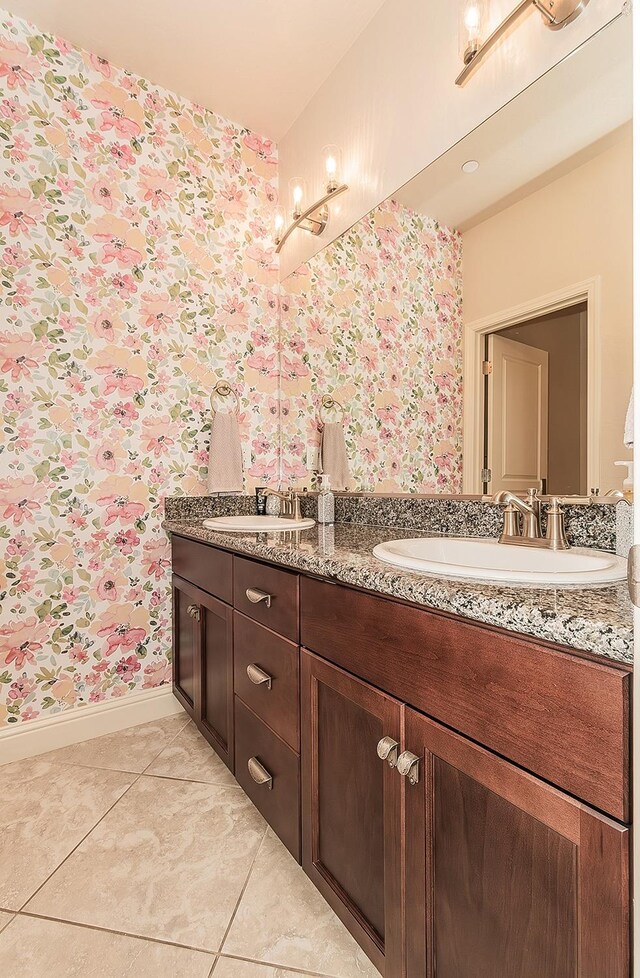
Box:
[491,488,570,551]
[262,488,303,520]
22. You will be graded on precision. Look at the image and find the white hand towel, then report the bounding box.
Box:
[207,411,244,493]
[320,422,351,491]
[624,388,634,448]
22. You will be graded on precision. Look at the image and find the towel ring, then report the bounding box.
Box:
[319,394,346,424]
[211,381,240,414]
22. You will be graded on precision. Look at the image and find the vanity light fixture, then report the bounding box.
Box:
[456,0,589,86]
[275,146,348,253]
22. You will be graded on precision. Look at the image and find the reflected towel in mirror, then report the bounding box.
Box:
[207,411,244,493]
[320,422,351,491]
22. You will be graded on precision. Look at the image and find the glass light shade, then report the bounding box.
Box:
[458,0,490,64]
[289,177,307,219]
[322,144,342,192]
[274,205,285,241]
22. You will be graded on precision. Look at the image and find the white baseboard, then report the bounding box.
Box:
[0,687,185,766]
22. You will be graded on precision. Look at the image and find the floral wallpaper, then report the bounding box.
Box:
[0,11,279,727]
[280,198,463,492]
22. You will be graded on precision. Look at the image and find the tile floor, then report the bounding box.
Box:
[0,711,381,977]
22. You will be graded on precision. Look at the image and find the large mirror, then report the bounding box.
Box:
[279,16,632,496]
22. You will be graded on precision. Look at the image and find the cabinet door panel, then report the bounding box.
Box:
[405,708,630,978]
[172,575,200,718]
[301,649,403,977]
[200,591,234,771]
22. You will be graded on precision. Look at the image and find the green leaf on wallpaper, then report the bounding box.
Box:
[34,600,53,621]
[74,298,88,315]
[28,35,45,54]
[29,178,47,197]
[76,569,91,583]
[0,672,12,686]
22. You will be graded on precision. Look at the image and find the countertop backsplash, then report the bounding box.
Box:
[164,493,620,553]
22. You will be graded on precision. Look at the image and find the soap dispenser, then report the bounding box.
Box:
[614,461,634,501]
[317,474,335,524]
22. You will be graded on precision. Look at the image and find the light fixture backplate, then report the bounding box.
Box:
[539,0,590,30]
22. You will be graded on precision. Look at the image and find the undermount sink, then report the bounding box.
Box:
[372,537,627,586]
[203,515,315,532]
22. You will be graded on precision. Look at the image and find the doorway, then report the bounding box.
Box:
[482,302,588,496]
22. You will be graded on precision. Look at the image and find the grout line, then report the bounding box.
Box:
[139,715,192,775]
[18,774,141,913]
[16,910,220,956]
[138,771,244,788]
[217,824,270,954]
[207,956,219,977]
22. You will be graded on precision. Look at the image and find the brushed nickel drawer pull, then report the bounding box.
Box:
[377,736,400,768]
[248,756,273,789]
[186,604,200,621]
[245,588,273,608]
[247,663,273,689]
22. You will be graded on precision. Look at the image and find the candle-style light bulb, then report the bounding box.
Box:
[459,1,489,65]
[322,144,341,193]
[289,177,306,219]
[274,205,285,244]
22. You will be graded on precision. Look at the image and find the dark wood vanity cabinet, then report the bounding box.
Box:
[171,537,631,977]
[404,708,630,978]
[300,650,404,976]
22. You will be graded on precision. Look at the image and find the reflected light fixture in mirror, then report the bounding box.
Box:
[275,149,349,254]
[322,144,342,193]
[456,0,589,86]
[289,177,306,220]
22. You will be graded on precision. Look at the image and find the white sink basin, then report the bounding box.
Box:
[372,537,627,586]
[203,515,315,532]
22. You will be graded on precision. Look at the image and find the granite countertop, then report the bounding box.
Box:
[163,518,634,666]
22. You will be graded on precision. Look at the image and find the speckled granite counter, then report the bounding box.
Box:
[163,518,633,666]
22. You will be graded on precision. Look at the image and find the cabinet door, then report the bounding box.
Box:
[301,649,403,977]
[199,589,234,771]
[404,708,630,978]
[172,575,201,719]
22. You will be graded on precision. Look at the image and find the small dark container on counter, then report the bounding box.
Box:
[255,487,267,515]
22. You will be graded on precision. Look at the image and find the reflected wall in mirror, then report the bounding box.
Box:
[278,15,632,496]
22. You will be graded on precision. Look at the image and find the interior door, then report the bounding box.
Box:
[404,707,630,978]
[486,333,549,493]
[300,649,404,977]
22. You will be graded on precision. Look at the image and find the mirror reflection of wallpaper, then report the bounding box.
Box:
[280,198,463,492]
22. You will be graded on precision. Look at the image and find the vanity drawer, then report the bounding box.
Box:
[233,556,299,642]
[172,536,233,605]
[300,577,630,822]
[234,697,300,860]
[234,613,300,750]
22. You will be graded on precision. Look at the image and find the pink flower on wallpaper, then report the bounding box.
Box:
[96,569,125,602]
[109,143,136,169]
[0,476,46,525]
[0,617,48,668]
[138,166,177,209]
[96,365,145,397]
[97,494,146,526]
[140,292,179,332]
[116,654,141,683]
[0,38,39,89]
[110,272,137,297]
[88,53,112,78]
[141,416,175,457]
[0,331,40,380]
[114,528,141,554]
[96,106,141,138]
[112,401,140,425]
[142,659,171,688]
[243,133,277,163]
[0,185,42,235]
[143,537,170,580]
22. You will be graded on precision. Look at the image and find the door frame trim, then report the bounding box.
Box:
[462,276,601,494]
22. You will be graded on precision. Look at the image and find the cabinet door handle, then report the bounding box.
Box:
[377,736,400,768]
[245,588,273,608]
[246,663,272,689]
[397,750,420,785]
[186,604,200,621]
[247,756,273,789]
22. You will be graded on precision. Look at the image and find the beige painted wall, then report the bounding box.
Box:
[463,125,632,492]
[278,0,626,277]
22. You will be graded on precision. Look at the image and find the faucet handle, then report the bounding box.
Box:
[545,497,570,551]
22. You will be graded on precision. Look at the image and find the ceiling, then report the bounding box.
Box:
[5,0,386,140]
[395,15,632,231]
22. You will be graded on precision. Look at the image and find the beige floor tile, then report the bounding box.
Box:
[27,775,267,952]
[145,721,238,785]
[40,713,189,774]
[0,912,13,933]
[0,759,135,910]
[215,956,326,977]
[0,915,215,977]
[223,831,380,978]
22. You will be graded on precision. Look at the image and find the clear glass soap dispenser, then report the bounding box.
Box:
[317,474,335,524]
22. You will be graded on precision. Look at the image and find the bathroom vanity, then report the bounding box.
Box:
[167,522,631,978]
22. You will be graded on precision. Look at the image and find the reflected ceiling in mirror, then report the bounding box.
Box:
[279,15,632,496]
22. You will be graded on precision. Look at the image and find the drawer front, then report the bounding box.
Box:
[234,556,299,642]
[235,697,300,860]
[300,577,630,822]
[234,613,300,750]
[172,536,232,604]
